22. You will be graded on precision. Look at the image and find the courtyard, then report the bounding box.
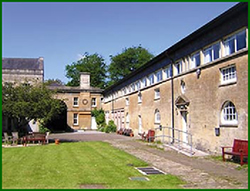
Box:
[2,131,248,189]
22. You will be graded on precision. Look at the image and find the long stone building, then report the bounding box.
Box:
[2,3,248,154]
[102,2,248,154]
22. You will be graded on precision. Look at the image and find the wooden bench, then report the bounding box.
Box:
[23,132,46,146]
[221,139,248,166]
[116,128,134,137]
[142,130,155,142]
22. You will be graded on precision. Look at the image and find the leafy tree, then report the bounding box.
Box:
[108,45,154,86]
[65,52,107,89]
[2,82,66,131]
[44,79,65,86]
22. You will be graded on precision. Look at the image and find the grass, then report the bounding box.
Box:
[206,155,248,170]
[2,142,185,189]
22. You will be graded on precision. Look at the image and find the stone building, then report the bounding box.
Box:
[48,73,103,130]
[2,57,44,84]
[102,3,248,154]
[2,57,44,133]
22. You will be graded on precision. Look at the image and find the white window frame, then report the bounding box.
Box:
[220,65,237,85]
[91,98,97,107]
[156,70,163,82]
[136,81,141,90]
[190,52,200,69]
[203,42,221,64]
[131,83,135,92]
[73,113,78,125]
[126,98,129,106]
[174,61,182,75]
[154,109,161,124]
[148,74,154,85]
[154,88,160,100]
[73,97,79,107]
[126,113,130,128]
[221,101,238,125]
[224,30,247,56]
[138,92,142,103]
[164,65,172,79]
[141,78,147,88]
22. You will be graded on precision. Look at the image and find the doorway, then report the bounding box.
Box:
[138,115,142,134]
[181,111,188,144]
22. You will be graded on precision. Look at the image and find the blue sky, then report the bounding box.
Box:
[2,2,238,83]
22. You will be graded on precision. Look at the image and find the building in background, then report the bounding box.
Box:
[48,73,103,130]
[102,3,248,154]
[2,57,44,85]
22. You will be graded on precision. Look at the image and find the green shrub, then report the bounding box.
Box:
[39,124,51,133]
[91,108,106,130]
[104,120,117,133]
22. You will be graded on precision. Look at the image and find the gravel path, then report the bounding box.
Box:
[50,132,248,189]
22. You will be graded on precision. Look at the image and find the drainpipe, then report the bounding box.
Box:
[165,52,175,144]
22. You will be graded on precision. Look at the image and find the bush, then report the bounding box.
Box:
[91,108,106,130]
[104,120,117,133]
[39,124,51,133]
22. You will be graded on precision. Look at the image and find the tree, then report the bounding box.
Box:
[2,82,66,132]
[107,45,154,86]
[44,79,65,86]
[65,52,107,89]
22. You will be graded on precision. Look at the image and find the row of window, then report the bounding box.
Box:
[73,97,97,107]
[104,29,246,102]
[105,100,238,128]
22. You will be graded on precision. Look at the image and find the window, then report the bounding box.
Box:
[73,113,78,125]
[191,52,200,68]
[91,98,97,107]
[126,113,130,128]
[224,30,246,56]
[131,83,135,92]
[174,61,182,75]
[136,81,141,90]
[126,98,129,106]
[156,70,162,82]
[154,109,161,124]
[148,74,154,85]
[141,78,147,88]
[165,65,172,79]
[73,97,79,107]
[138,92,142,103]
[220,65,236,84]
[181,80,186,94]
[123,88,127,95]
[221,101,238,125]
[204,42,220,64]
[154,89,160,99]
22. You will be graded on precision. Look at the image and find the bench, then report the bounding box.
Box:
[221,139,248,166]
[23,132,46,146]
[142,130,155,142]
[116,128,134,137]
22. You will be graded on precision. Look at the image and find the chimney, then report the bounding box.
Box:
[80,72,90,89]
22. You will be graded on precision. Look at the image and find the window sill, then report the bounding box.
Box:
[154,122,161,124]
[154,97,160,101]
[219,81,237,87]
[219,124,238,128]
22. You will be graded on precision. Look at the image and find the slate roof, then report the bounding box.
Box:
[48,84,103,93]
[2,57,44,70]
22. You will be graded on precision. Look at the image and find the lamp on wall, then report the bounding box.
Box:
[196,68,201,78]
[215,127,220,136]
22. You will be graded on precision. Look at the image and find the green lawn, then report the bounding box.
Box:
[2,142,185,189]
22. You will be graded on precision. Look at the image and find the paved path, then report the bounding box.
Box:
[50,131,248,189]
